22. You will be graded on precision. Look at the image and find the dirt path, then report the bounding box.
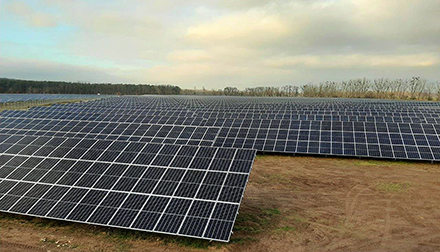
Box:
[1,156,439,252]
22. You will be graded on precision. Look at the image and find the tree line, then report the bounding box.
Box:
[2,77,439,100]
[300,77,439,100]
[183,77,440,100]
[0,78,181,95]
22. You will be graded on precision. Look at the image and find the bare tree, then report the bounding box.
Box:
[180,77,436,100]
[373,78,388,98]
[396,79,409,99]
[355,78,371,98]
[425,82,435,100]
[436,81,440,101]
[418,78,427,100]
[224,87,240,96]
[409,77,424,99]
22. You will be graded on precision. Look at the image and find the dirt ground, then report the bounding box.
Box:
[1,155,439,252]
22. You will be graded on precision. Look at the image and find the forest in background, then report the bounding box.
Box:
[182,77,440,101]
[1,77,439,101]
[0,78,181,95]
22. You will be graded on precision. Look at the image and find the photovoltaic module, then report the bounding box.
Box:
[0,95,438,242]
[0,135,255,242]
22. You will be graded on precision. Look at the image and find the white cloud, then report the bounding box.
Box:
[3,1,57,27]
[1,0,439,88]
[186,10,289,45]
[167,50,212,62]
[264,54,439,68]
[0,57,128,83]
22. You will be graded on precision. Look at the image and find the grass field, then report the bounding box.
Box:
[0,99,99,112]
[1,155,439,252]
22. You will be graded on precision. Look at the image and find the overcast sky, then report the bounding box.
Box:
[0,0,439,89]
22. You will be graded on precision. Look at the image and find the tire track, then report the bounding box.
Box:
[381,199,392,248]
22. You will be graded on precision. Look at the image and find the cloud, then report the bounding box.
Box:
[78,11,161,36]
[186,10,289,46]
[0,0,439,88]
[0,57,128,83]
[3,1,57,27]
[264,54,439,69]
[167,50,212,62]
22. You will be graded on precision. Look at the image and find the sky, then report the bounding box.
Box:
[0,0,439,89]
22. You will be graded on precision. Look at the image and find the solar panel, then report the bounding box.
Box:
[212,120,440,161]
[1,96,439,162]
[0,94,105,103]
[3,107,439,124]
[0,117,219,146]
[0,134,256,242]
[1,95,439,242]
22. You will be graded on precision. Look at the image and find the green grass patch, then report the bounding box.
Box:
[261,208,281,216]
[353,159,412,167]
[255,155,270,160]
[104,228,215,249]
[272,225,297,234]
[1,206,282,249]
[32,217,72,228]
[277,226,296,232]
[377,182,411,192]
[1,212,217,250]
[255,154,285,160]
[0,99,97,112]
[230,237,258,244]
[161,237,212,249]
[39,237,58,244]
[284,214,309,224]
[233,207,281,236]
[113,243,133,252]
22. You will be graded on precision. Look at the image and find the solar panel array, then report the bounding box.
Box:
[0,134,255,241]
[0,95,438,242]
[2,96,438,162]
[0,117,219,146]
[0,94,105,103]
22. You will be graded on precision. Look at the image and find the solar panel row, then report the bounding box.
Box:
[0,134,256,241]
[3,110,440,124]
[0,94,104,103]
[29,103,440,112]
[26,103,440,116]
[47,96,440,108]
[1,114,439,161]
[0,118,218,146]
